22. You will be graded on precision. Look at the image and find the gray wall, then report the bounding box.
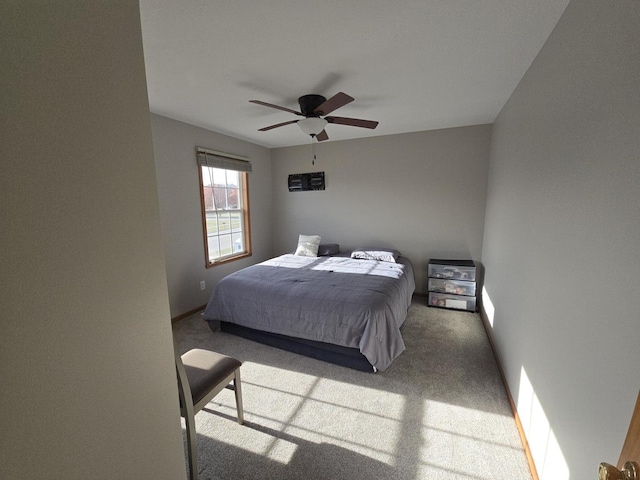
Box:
[151,114,273,317]
[271,126,492,292]
[152,118,491,313]
[1,2,185,479]
[481,1,640,478]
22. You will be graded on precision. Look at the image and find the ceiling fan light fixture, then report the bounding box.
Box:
[298,117,327,136]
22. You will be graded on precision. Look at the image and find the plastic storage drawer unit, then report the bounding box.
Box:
[427,259,477,312]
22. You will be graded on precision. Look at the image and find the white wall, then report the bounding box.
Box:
[481,1,640,478]
[151,114,273,317]
[0,2,185,479]
[271,126,492,292]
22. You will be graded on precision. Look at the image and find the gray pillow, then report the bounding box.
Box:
[317,244,340,256]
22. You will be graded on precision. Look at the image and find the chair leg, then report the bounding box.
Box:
[234,368,244,425]
[185,411,198,480]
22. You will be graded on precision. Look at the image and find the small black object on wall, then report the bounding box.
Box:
[288,172,325,192]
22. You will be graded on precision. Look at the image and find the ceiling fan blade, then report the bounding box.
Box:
[316,130,329,141]
[325,116,379,129]
[258,119,299,131]
[250,100,303,116]
[314,92,354,116]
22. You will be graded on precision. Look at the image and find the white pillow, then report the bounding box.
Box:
[294,234,321,257]
[351,248,400,263]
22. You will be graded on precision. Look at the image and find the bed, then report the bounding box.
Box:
[202,250,415,372]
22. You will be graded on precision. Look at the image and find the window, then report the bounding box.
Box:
[197,148,251,267]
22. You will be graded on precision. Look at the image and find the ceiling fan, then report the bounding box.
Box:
[250,92,378,141]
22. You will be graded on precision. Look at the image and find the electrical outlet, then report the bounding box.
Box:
[200,280,206,291]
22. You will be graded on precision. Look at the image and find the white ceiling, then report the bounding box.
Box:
[140,1,569,149]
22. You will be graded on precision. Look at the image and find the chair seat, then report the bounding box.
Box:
[181,349,242,407]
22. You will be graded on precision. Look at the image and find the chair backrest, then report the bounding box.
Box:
[174,348,195,420]
[174,347,199,480]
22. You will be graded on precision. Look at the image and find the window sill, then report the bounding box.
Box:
[205,251,252,269]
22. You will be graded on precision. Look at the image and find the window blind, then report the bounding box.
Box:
[196,147,252,172]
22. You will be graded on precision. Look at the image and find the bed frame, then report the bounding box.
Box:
[212,321,375,372]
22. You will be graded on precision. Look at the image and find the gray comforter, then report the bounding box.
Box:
[202,254,415,371]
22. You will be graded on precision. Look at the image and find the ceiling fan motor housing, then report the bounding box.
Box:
[298,94,326,117]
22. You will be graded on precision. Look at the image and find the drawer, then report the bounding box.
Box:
[428,292,476,312]
[428,278,476,297]
[428,262,476,281]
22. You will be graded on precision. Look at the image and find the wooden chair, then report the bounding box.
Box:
[174,348,244,480]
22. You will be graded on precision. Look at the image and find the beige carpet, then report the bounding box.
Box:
[172,299,532,480]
